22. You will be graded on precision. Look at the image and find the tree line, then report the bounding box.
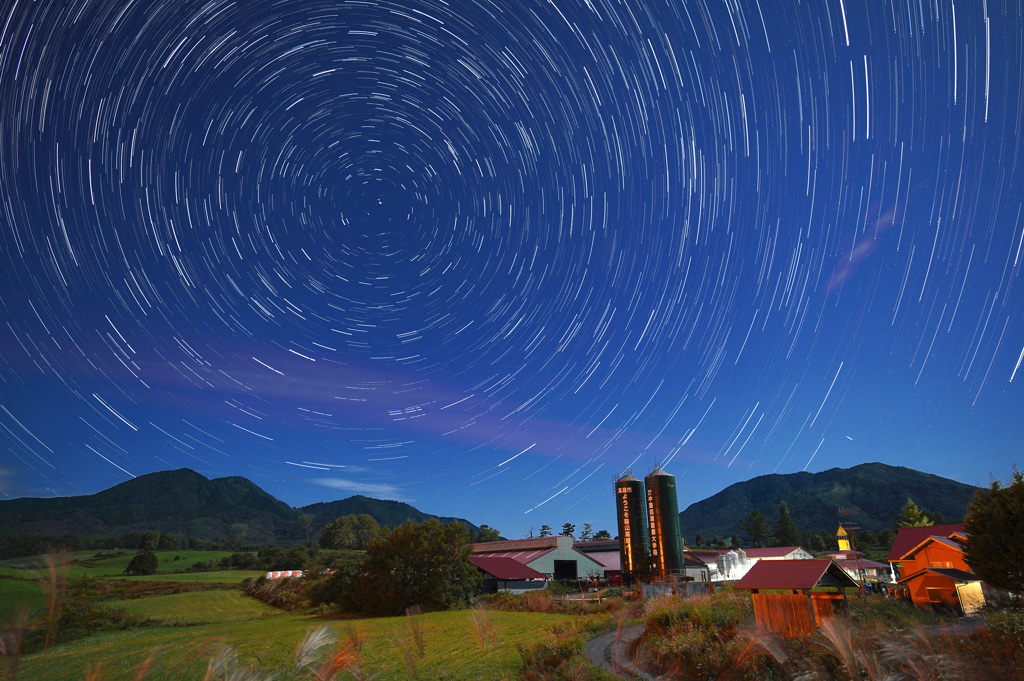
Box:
[731,497,961,553]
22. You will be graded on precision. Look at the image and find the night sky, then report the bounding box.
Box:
[1,0,1022,539]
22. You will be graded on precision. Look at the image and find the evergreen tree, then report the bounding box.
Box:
[579,523,593,541]
[730,534,741,549]
[593,529,612,541]
[539,524,553,537]
[560,523,576,537]
[964,468,1024,592]
[895,498,932,528]
[739,510,771,548]
[694,533,705,547]
[772,501,801,547]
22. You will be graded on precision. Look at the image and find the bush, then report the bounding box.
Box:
[847,594,946,629]
[518,620,601,681]
[124,550,158,575]
[639,592,778,680]
[243,576,309,610]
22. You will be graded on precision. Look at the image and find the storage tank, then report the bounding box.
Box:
[614,473,650,576]
[644,468,684,576]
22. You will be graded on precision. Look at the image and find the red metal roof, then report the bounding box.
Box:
[472,537,557,553]
[469,555,546,580]
[900,534,966,561]
[472,547,556,563]
[734,559,858,591]
[584,550,621,571]
[887,524,965,562]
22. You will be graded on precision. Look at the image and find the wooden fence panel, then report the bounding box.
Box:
[751,593,816,638]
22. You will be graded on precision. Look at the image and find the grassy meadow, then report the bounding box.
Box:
[6,549,1023,681]
[14,600,571,681]
[2,550,575,681]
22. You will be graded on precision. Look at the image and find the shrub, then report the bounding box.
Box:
[518,620,592,681]
[124,551,158,576]
[847,594,946,629]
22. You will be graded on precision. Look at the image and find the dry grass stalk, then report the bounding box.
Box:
[470,603,496,651]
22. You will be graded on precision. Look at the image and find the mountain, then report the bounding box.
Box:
[678,462,980,540]
[0,469,477,545]
[300,496,476,532]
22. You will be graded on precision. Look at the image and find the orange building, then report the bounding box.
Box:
[892,527,984,614]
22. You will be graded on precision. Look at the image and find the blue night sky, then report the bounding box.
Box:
[1,0,1022,539]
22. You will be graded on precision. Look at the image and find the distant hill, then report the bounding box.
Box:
[678,462,980,540]
[0,469,478,545]
[300,496,475,531]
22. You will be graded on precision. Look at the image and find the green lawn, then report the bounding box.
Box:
[15,608,572,681]
[0,551,238,576]
[113,591,280,625]
[120,570,265,583]
[0,551,254,582]
[0,577,45,622]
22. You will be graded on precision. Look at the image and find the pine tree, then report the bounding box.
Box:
[772,501,801,547]
[964,468,1024,592]
[539,524,553,537]
[894,498,932,528]
[739,510,771,548]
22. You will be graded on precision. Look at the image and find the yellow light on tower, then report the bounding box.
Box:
[836,525,851,552]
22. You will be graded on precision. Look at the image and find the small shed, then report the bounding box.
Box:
[734,559,858,637]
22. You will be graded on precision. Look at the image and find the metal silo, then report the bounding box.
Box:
[645,468,684,576]
[614,473,649,577]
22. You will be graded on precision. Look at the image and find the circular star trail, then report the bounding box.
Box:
[1,0,1022,535]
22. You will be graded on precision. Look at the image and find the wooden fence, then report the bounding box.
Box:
[751,592,847,638]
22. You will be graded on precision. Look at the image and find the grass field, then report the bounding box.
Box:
[4,550,583,680]
[0,577,45,622]
[0,551,247,580]
[15,606,572,681]
[114,590,281,625]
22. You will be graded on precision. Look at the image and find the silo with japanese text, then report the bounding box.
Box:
[614,473,649,577]
[644,468,683,577]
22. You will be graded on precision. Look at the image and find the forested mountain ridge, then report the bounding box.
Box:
[678,462,980,540]
[0,468,476,544]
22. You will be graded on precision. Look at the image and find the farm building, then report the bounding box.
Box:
[743,546,815,561]
[573,540,622,582]
[827,550,891,582]
[469,555,547,593]
[890,526,985,614]
[687,548,752,581]
[471,535,606,581]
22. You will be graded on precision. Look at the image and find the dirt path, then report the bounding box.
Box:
[584,624,663,680]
